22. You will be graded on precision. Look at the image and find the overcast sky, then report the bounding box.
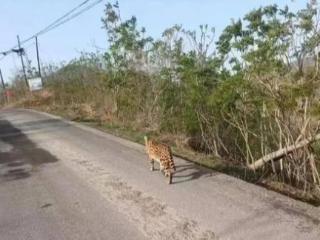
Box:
[0,0,308,83]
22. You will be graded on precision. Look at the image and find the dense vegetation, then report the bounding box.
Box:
[5,2,320,202]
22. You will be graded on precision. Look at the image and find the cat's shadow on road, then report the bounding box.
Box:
[172,162,218,184]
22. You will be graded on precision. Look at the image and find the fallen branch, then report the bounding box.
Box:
[248,133,320,170]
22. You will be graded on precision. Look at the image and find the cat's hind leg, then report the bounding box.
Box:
[149,158,154,171]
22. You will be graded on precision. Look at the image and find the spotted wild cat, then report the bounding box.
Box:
[144,136,176,184]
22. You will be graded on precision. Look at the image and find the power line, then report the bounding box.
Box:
[19,0,93,46]
[0,0,103,61]
[36,0,103,37]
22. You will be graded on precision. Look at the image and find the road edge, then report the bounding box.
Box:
[24,108,146,153]
[20,108,320,213]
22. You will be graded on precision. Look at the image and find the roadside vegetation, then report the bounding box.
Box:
[3,1,320,205]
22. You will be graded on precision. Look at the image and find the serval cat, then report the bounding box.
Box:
[144,136,176,184]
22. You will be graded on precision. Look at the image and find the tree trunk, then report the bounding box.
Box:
[248,133,320,170]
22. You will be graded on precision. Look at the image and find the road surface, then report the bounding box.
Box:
[0,108,319,240]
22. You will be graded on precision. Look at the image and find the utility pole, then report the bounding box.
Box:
[35,36,43,83]
[0,68,7,103]
[17,35,28,88]
[0,68,5,90]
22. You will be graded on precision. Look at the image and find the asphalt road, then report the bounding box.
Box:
[0,108,319,240]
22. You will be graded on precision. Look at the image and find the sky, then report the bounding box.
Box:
[0,0,309,83]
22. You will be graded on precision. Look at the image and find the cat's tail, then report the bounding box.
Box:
[169,148,176,171]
